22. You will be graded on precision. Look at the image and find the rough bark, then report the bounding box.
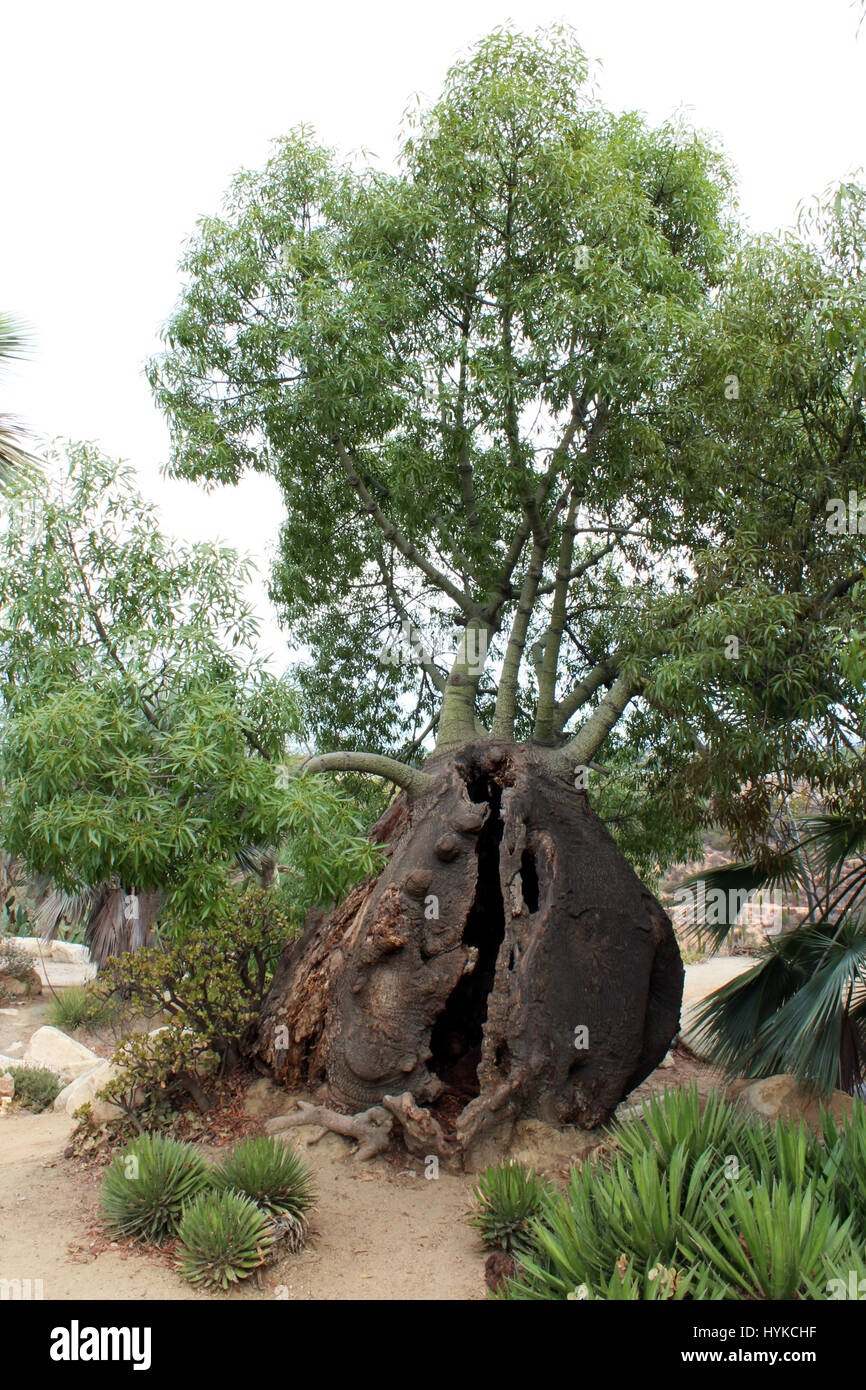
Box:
[257,740,683,1164]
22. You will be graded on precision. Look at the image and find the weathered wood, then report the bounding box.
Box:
[257,740,683,1159]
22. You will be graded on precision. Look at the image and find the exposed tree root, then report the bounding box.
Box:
[265,1100,393,1161]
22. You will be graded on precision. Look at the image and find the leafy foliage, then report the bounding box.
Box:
[212,1135,315,1220]
[0,313,36,492]
[149,24,866,878]
[0,443,384,934]
[100,1134,212,1241]
[95,886,294,1118]
[7,1065,60,1112]
[500,1086,866,1299]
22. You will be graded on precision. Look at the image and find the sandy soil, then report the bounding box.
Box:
[0,995,727,1303]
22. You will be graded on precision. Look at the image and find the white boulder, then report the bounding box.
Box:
[24,1025,102,1080]
[50,941,91,965]
[53,1060,124,1123]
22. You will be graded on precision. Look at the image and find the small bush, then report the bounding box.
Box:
[470,1162,554,1254]
[48,985,116,1032]
[93,885,296,1123]
[0,934,34,983]
[100,1133,212,1242]
[178,1190,273,1290]
[499,1088,866,1300]
[8,1066,60,1112]
[682,1178,859,1300]
[213,1135,316,1220]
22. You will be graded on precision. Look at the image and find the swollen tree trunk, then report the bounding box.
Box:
[257,739,683,1164]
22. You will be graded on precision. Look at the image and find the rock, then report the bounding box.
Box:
[5,1041,24,1056]
[53,1060,125,1123]
[24,1026,102,1080]
[0,1052,56,1073]
[1,969,43,998]
[0,1071,13,1114]
[737,1074,855,1128]
[50,941,91,965]
[32,961,96,988]
[2,936,45,957]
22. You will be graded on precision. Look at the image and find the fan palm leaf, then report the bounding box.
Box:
[0,314,38,492]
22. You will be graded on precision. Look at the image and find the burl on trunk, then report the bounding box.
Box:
[257,740,683,1166]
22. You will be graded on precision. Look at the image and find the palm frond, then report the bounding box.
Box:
[0,313,38,492]
[693,917,866,1094]
[796,813,866,877]
[676,854,801,949]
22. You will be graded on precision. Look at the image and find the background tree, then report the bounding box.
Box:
[0,442,383,960]
[147,28,865,1151]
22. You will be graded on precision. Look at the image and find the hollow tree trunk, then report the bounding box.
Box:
[257,740,683,1163]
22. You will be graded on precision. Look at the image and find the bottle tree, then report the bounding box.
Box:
[149,30,866,1160]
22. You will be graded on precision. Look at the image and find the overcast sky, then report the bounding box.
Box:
[2,0,864,664]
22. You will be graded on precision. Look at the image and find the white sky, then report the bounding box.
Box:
[2,0,864,665]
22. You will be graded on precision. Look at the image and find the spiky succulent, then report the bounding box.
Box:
[178,1190,273,1290]
[212,1135,316,1219]
[470,1161,553,1254]
[100,1134,212,1242]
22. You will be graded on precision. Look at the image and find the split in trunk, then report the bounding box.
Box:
[256,740,683,1167]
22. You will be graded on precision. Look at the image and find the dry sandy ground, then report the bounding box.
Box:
[0,1094,488,1301]
[0,971,737,1303]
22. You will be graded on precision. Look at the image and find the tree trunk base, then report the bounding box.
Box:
[257,740,683,1164]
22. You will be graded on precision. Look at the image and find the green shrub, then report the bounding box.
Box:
[48,985,116,1031]
[213,1135,316,1220]
[96,1024,219,1126]
[681,1178,859,1300]
[0,934,35,983]
[8,1065,60,1112]
[470,1162,554,1254]
[498,1087,866,1301]
[505,1254,726,1301]
[95,885,294,1121]
[100,1133,212,1241]
[611,1084,752,1176]
[178,1190,273,1290]
[818,1101,866,1240]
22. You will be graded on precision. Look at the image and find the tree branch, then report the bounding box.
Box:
[333,439,478,617]
[295,751,433,796]
[562,674,637,767]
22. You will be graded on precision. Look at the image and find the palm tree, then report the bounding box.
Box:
[683,811,866,1095]
[0,312,36,492]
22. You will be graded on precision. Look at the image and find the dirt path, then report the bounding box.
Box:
[0,1095,486,1301]
[0,967,735,1303]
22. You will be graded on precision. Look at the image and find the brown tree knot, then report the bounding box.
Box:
[403,868,433,898]
[434,833,460,861]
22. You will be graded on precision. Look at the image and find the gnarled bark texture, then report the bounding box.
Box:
[257,740,682,1164]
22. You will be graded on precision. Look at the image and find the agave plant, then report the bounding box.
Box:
[683,811,866,1094]
[212,1135,316,1220]
[470,1162,554,1255]
[178,1190,274,1290]
[100,1134,213,1242]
